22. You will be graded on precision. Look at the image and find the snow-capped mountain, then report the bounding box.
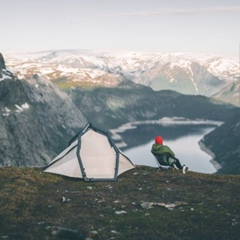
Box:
[5,49,239,97]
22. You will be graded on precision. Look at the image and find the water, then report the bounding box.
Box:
[113,122,219,174]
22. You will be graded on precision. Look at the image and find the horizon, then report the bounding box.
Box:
[0,0,240,58]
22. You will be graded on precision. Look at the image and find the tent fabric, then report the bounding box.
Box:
[44,122,135,181]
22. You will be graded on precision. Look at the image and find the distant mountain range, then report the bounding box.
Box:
[5,49,240,106]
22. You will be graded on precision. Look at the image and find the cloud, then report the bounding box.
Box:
[103,6,240,17]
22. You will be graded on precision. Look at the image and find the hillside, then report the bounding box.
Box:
[67,82,237,129]
[201,110,240,174]
[0,62,87,167]
[0,167,239,240]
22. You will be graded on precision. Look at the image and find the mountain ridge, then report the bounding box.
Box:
[5,49,239,105]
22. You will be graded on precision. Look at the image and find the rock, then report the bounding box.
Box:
[50,226,85,239]
[49,226,97,240]
[140,201,188,209]
[0,71,87,167]
[0,53,6,70]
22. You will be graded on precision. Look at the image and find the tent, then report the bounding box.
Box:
[44,122,135,181]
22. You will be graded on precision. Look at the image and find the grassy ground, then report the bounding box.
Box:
[0,166,239,240]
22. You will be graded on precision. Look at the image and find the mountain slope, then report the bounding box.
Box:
[201,110,240,174]
[0,54,87,166]
[212,80,240,106]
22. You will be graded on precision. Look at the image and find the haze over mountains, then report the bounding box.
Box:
[1,51,240,174]
[5,50,240,106]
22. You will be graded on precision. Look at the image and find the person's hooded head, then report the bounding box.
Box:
[155,136,163,145]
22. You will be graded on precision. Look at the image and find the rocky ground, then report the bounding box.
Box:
[0,166,239,240]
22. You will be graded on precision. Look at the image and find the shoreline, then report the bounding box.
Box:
[198,140,222,171]
[110,117,223,147]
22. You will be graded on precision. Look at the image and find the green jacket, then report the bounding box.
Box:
[151,143,175,157]
[151,143,176,165]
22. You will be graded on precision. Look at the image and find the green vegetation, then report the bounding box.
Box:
[52,78,83,90]
[0,167,239,239]
[52,78,112,91]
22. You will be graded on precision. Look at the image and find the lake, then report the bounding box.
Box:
[111,118,222,174]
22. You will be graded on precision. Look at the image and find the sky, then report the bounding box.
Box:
[1,0,240,57]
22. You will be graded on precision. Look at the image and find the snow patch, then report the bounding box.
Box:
[15,103,30,112]
[0,72,12,81]
[2,107,11,117]
[22,103,30,109]
[5,107,11,112]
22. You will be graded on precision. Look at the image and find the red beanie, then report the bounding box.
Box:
[155,136,163,145]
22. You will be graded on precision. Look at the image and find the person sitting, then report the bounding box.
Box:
[151,136,188,174]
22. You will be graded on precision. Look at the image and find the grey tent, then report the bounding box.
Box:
[44,122,135,181]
